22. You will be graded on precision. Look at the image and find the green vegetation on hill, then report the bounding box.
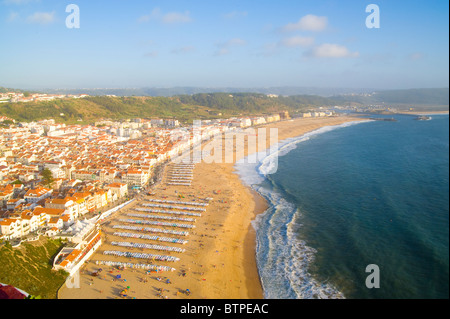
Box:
[0,239,67,299]
[0,86,37,95]
[373,88,449,105]
[42,86,371,97]
[0,88,447,124]
[333,88,449,106]
[0,94,321,124]
[0,96,213,124]
[177,92,324,112]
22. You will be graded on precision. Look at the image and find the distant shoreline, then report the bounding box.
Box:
[396,110,449,115]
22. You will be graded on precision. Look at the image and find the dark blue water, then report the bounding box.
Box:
[244,115,449,299]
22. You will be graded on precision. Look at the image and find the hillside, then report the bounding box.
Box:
[43,86,374,97]
[0,94,329,124]
[332,88,449,107]
[1,88,448,124]
[0,239,67,299]
[0,96,215,124]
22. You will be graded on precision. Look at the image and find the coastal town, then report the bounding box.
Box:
[0,92,89,104]
[0,113,290,232]
[0,110,303,287]
[1,0,448,305]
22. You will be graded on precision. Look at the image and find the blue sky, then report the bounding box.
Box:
[0,0,448,90]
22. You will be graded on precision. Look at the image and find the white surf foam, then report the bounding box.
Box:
[252,188,345,299]
[235,120,368,299]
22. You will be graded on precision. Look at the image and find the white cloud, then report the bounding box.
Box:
[139,40,154,47]
[224,11,247,19]
[226,38,246,46]
[162,11,192,24]
[3,0,39,4]
[214,38,247,56]
[6,11,19,22]
[282,14,328,32]
[171,46,195,54]
[259,42,278,57]
[214,48,230,56]
[138,7,192,24]
[138,8,161,23]
[144,51,158,58]
[306,43,359,58]
[279,36,315,48]
[27,11,55,25]
[409,52,425,61]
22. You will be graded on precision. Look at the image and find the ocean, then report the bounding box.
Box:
[236,114,449,299]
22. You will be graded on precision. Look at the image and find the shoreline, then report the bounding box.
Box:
[245,189,268,297]
[227,116,368,299]
[231,116,371,299]
[396,110,449,115]
[58,116,368,300]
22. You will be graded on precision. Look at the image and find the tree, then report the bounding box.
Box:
[1,119,14,125]
[41,168,54,187]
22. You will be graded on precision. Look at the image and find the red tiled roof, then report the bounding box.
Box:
[0,285,27,299]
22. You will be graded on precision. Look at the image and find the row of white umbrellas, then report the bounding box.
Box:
[111,241,185,253]
[95,260,175,272]
[112,224,189,236]
[146,199,209,207]
[142,203,206,212]
[103,250,180,262]
[119,218,196,229]
[135,207,202,217]
[126,213,196,223]
[113,232,188,244]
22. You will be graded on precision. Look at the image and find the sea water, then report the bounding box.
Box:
[236,114,449,299]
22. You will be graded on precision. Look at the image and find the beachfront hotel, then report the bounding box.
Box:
[52,219,102,276]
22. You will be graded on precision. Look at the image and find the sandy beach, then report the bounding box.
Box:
[58,115,366,300]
